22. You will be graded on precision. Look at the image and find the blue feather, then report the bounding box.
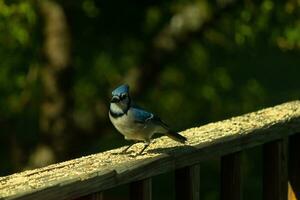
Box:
[109,84,187,154]
[112,84,129,96]
[131,105,169,128]
[131,107,153,123]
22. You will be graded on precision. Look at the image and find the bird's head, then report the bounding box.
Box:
[110,84,131,113]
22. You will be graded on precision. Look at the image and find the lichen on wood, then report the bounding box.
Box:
[1,101,300,200]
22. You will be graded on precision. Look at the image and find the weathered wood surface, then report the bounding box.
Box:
[221,151,241,200]
[1,101,300,200]
[288,134,300,200]
[75,192,103,200]
[263,139,288,200]
[130,178,152,200]
[175,165,200,200]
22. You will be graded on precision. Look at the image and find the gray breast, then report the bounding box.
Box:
[109,108,156,141]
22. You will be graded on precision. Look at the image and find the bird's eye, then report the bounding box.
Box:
[121,93,127,99]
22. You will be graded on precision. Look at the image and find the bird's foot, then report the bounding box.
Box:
[120,143,135,154]
[136,142,150,155]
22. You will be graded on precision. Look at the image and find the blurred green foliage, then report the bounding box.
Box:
[0,0,299,199]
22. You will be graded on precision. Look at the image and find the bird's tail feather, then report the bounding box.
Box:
[164,131,187,143]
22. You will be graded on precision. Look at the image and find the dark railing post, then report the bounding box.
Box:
[130,178,152,200]
[288,134,300,200]
[175,165,200,200]
[263,139,288,200]
[221,151,242,200]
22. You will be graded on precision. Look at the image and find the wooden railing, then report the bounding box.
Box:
[1,101,300,200]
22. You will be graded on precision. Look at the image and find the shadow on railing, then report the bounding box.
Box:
[1,101,300,200]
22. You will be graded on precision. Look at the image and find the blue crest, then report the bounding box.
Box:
[112,84,129,96]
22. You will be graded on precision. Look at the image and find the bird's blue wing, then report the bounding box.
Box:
[131,107,154,124]
[131,106,169,128]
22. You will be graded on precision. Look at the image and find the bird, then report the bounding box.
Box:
[109,84,187,155]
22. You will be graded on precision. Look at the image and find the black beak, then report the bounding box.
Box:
[111,96,120,103]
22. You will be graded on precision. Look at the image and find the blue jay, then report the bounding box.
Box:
[109,84,187,155]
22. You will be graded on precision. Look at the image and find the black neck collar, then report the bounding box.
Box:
[110,96,131,118]
[109,109,124,118]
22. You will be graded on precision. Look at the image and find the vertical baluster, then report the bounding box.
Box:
[263,139,288,200]
[175,165,200,200]
[130,178,152,200]
[221,151,242,200]
[288,134,300,200]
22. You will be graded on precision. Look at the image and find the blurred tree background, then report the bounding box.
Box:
[0,0,299,199]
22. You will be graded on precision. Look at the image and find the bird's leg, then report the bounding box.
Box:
[122,142,136,153]
[138,142,150,155]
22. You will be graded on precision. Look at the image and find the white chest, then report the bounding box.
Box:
[109,109,154,141]
[109,113,132,134]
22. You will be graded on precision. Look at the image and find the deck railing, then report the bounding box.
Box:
[1,101,300,200]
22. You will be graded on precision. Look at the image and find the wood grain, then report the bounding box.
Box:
[1,101,300,200]
[175,165,200,200]
[263,139,288,200]
[288,134,300,200]
[130,178,152,200]
[74,192,103,200]
[221,151,241,200]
